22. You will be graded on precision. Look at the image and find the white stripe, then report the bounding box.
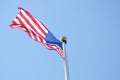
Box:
[34,18,48,33]
[10,25,21,28]
[52,46,57,49]
[42,38,46,43]
[20,10,46,38]
[29,30,35,40]
[14,18,20,24]
[19,27,27,31]
[36,36,41,42]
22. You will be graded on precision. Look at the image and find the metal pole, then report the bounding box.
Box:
[61,37,70,80]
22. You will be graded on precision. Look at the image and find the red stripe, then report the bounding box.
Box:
[30,30,38,41]
[27,31,34,40]
[10,21,17,27]
[39,21,49,31]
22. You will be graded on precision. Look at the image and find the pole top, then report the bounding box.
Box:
[61,36,67,44]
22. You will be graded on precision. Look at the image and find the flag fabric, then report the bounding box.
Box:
[10,7,64,58]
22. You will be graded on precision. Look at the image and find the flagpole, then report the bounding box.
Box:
[61,37,70,80]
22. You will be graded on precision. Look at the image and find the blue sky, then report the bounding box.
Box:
[0,0,120,80]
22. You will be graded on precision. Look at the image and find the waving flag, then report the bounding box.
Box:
[10,7,64,58]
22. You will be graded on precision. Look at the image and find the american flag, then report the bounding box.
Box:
[10,7,64,58]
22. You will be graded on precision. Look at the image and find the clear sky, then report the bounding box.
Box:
[0,0,120,80]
